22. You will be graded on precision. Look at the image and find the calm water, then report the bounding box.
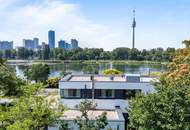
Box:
[9,62,167,78]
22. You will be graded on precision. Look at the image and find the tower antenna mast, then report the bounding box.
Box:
[132,10,136,49]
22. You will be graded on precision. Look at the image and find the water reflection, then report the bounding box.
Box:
[8,62,167,78]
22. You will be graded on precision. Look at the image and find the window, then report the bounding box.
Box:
[125,89,141,99]
[97,89,115,98]
[106,90,113,97]
[82,89,92,99]
[60,89,80,98]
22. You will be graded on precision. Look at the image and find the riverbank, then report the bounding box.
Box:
[6,59,169,66]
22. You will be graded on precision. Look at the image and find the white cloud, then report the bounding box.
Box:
[0,0,131,50]
[1,0,185,51]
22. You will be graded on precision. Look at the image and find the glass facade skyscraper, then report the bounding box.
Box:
[71,39,78,49]
[0,41,13,50]
[58,40,66,49]
[23,38,39,51]
[48,30,55,49]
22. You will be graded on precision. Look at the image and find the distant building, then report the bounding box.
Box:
[48,30,55,49]
[33,38,39,50]
[0,41,13,50]
[42,42,46,50]
[71,39,78,49]
[23,38,39,51]
[58,40,66,49]
[65,42,70,49]
[23,39,35,50]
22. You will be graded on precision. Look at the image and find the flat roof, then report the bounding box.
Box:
[61,109,125,121]
[61,74,157,82]
[69,76,126,82]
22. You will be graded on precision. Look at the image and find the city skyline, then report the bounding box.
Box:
[0,29,79,51]
[0,0,190,50]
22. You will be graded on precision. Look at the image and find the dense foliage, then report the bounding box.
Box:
[74,100,108,130]
[0,47,175,62]
[24,63,50,83]
[182,39,190,48]
[45,77,60,88]
[0,83,65,130]
[103,69,123,75]
[128,47,190,130]
[0,59,25,96]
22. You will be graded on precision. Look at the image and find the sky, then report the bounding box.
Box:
[0,0,190,51]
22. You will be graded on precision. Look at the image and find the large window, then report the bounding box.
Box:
[125,89,141,99]
[97,89,115,98]
[82,89,92,99]
[60,89,80,98]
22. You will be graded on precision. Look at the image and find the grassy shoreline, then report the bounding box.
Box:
[6,59,169,65]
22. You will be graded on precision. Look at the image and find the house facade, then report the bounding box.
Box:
[50,74,156,130]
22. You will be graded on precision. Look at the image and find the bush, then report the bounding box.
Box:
[45,77,60,88]
[150,71,162,76]
[103,69,123,75]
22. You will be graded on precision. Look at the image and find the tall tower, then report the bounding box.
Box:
[132,10,136,49]
[48,30,55,49]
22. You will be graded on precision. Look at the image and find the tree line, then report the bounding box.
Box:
[128,47,190,130]
[0,46,176,62]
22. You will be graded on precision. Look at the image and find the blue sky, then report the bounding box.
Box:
[0,0,189,50]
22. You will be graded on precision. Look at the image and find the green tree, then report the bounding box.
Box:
[74,100,108,130]
[182,39,190,48]
[0,51,3,58]
[128,48,190,130]
[17,47,30,59]
[25,63,50,83]
[129,48,140,60]
[0,83,65,130]
[100,51,112,60]
[3,50,12,59]
[42,44,50,60]
[112,47,130,60]
[0,63,25,96]
[129,84,190,130]
[0,58,6,64]
[45,77,60,88]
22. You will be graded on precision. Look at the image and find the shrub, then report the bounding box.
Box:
[45,77,60,88]
[103,69,123,75]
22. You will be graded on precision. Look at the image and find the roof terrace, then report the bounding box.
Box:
[61,74,158,83]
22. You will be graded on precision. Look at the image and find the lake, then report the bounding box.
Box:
[8,62,167,78]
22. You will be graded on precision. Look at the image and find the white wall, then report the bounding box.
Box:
[60,99,129,113]
[59,81,155,112]
[59,81,155,94]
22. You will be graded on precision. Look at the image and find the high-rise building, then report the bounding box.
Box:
[33,38,39,50]
[71,39,78,49]
[0,41,13,50]
[58,40,66,49]
[23,38,39,51]
[65,42,70,49]
[42,42,46,50]
[48,30,55,49]
[23,39,35,50]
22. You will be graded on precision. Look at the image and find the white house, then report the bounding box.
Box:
[49,74,156,130]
